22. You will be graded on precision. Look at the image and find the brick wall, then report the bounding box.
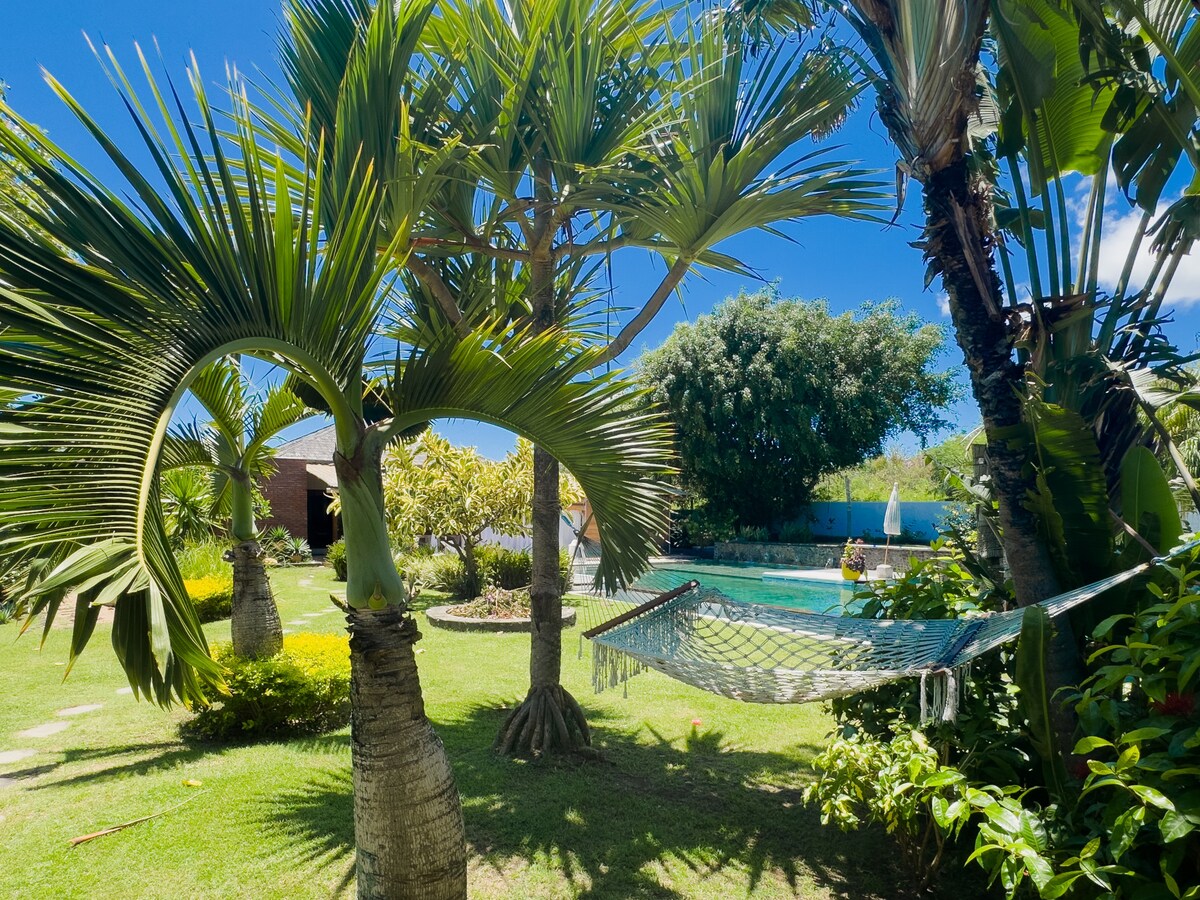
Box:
[259,458,309,539]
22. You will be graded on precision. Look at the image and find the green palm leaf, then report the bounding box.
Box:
[0,25,672,701]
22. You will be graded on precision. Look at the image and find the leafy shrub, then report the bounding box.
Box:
[183,633,351,741]
[412,547,572,601]
[326,538,347,581]
[476,544,532,589]
[398,551,463,596]
[185,574,234,623]
[805,729,1001,888]
[964,559,1200,898]
[176,539,229,581]
[778,520,813,543]
[675,505,737,547]
[811,545,1200,898]
[736,524,769,543]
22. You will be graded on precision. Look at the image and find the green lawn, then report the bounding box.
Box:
[1,566,979,899]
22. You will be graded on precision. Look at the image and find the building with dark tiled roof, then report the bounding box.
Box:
[259,423,340,549]
[259,422,603,552]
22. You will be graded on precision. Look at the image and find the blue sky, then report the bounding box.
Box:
[5,2,1199,458]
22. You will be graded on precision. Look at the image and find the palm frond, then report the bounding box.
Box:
[384,324,674,591]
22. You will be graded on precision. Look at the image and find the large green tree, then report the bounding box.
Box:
[640,290,955,527]
[0,4,671,896]
[163,358,313,659]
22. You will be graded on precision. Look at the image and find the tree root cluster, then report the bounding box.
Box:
[494,684,590,756]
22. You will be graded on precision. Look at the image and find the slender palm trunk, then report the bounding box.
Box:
[495,445,590,754]
[228,474,282,659]
[336,444,467,899]
[923,159,1082,755]
[496,158,590,754]
[228,539,283,659]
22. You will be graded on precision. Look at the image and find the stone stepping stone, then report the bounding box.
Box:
[56,704,102,717]
[0,749,36,765]
[17,722,69,739]
[116,687,133,696]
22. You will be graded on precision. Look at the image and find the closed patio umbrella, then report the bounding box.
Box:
[883,482,901,567]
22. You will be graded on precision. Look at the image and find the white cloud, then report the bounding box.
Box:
[1095,199,1200,306]
[936,293,950,316]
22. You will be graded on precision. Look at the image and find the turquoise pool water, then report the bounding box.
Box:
[638,559,856,613]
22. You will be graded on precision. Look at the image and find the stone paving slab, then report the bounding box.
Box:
[56,704,102,717]
[17,722,69,738]
[0,749,36,765]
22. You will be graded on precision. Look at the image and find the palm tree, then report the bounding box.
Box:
[0,6,670,896]
[281,0,888,754]
[163,358,313,659]
[737,0,1200,760]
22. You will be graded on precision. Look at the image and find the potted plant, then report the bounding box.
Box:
[840,539,866,582]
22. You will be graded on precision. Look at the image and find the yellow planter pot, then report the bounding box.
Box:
[841,565,864,582]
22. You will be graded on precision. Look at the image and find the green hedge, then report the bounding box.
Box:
[184,575,233,623]
[183,633,351,742]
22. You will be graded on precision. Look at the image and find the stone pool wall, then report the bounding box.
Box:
[715,541,936,569]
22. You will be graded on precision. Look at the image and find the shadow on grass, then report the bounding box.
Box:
[262,703,962,900]
[27,741,214,789]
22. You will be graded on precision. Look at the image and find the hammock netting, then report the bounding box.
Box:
[574,544,1193,716]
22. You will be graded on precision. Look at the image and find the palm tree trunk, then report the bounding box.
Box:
[347,604,466,899]
[495,445,590,754]
[496,156,590,755]
[228,474,283,659]
[922,158,1082,754]
[228,539,283,659]
[336,443,467,899]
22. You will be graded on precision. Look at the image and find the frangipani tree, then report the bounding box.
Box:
[279,0,888,755]
[0,5,671,897]
[382,433,580,596]
[163,358,313,658]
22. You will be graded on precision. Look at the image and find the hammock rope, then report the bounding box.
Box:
[578,540,1198,719]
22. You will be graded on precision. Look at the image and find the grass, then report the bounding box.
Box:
[1,566,986,899]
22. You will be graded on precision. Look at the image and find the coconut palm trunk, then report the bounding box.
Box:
[337,446,466,899]
[919,110,1082,756]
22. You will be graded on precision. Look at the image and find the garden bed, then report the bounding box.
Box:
[425,604,577,632]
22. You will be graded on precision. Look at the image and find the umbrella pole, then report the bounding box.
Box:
[884,534,891,566]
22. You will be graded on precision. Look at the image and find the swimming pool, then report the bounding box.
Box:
[638,559,857,614]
